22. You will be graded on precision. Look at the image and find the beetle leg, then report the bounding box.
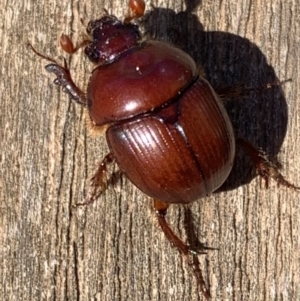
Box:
[27,43,86,106]
[237,137,300,190]
[215,79,292,102]
[76,152,118,206]
[45,62,86,105]
[153,199,211,299]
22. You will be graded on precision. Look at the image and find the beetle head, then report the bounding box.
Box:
[85,15,141,64]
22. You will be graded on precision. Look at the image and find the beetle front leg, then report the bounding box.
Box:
[45,62,86,105]
[27,43,86,106]
[153,199,211,299]
[237,138,300,190]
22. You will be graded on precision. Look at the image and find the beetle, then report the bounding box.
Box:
[28,0,299,298]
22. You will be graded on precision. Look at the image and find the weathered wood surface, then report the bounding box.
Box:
[1,0,300,300]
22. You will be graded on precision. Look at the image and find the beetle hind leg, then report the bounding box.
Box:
[153,199,211,299]
[237,138,300,190]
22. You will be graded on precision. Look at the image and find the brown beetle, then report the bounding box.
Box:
[28,0,299,298]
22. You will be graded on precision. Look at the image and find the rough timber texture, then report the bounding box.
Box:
[1,0,300,300]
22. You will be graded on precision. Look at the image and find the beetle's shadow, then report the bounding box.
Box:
[141,2,288,191]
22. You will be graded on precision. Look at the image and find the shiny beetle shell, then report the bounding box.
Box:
[105,77,235,203]
[86,31,235,203]
[87,40,197,125]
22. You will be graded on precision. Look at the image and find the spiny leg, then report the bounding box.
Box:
[214,79,298,189]
[237,137,299,190]
[215,79,292,102]
[77,152,118,206]
[153,199,211,299]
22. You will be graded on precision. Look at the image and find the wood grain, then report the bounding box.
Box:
[1,0,300,300]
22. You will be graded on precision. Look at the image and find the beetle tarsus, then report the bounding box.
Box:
[237,138,300,190]
[153,199,211,299]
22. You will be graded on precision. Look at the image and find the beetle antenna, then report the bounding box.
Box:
[60,34,91,54]
[124,0,146,23]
